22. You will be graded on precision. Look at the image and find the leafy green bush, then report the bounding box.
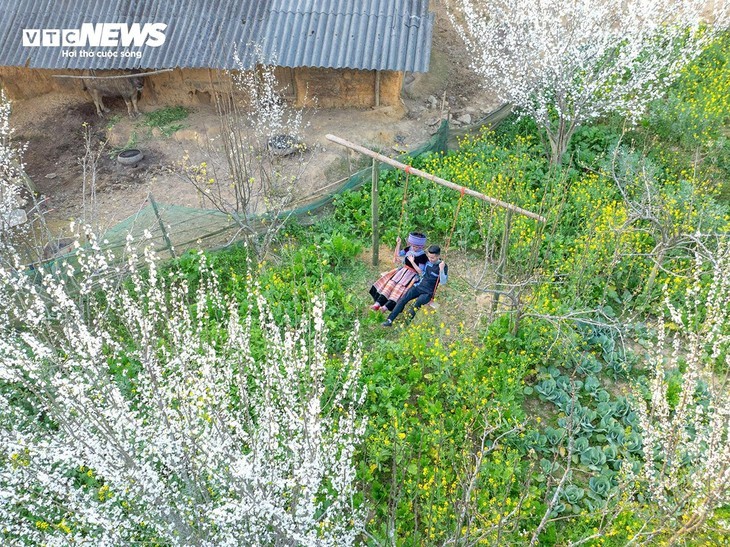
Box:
[569,123,622,166]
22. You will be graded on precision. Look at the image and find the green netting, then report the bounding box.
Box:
[34,120,451,271]
[100,201,241,258]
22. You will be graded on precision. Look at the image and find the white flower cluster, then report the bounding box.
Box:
[232,45,305,147]
[0,90,28,252]
[632,245,730,532]
[0,239,366,545]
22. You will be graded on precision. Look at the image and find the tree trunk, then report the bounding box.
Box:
[547,118,576,165]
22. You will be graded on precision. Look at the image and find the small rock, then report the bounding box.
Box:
[45,173,57,179]
[407,105,425,118]
[425,117,441,127]
[6,209,27,228]
[426,95,438,109]
[457,113,472,125]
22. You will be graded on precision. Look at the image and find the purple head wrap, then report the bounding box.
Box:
[407,232,427,247]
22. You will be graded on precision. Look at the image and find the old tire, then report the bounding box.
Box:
[117,149,144,165]
[267,134,303,157]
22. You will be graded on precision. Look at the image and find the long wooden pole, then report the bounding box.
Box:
[371,158,380,266]
[52,69,174,79]
[326,134,546,223]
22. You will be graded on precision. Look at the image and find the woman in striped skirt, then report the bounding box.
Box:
[369,232,427,312]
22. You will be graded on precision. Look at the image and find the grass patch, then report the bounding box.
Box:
[142,106,189,137]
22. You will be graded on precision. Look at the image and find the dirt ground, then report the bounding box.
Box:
[8,1,499,240]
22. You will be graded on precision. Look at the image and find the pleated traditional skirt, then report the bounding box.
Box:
[369,266,419,311]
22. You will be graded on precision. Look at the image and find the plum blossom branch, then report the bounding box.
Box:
[0,239,366,545]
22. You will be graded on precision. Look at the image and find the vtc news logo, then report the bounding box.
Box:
[22,23,167,47]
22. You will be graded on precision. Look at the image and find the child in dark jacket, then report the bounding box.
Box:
[382,245,447,326]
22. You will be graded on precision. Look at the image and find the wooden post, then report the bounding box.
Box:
[290,67,298,104]
[374,70,381,107]
[371,159,380,266]
[149,194,176,259]
[491,209,512,315]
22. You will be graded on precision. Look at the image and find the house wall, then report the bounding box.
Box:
[292,68,402,108]
[0,67,225,106]
[142,68,225,106]
[0,67,83,99]
[0,66,404,108]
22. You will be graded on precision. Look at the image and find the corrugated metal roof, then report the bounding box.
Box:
[0,0,433,72]
[262,0,433,71]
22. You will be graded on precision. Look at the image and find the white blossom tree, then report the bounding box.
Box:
[0,232,366,546]
[0,89,28,255]
[631,247,730,542]
[447,0,729,164]
[180,46,311,260]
